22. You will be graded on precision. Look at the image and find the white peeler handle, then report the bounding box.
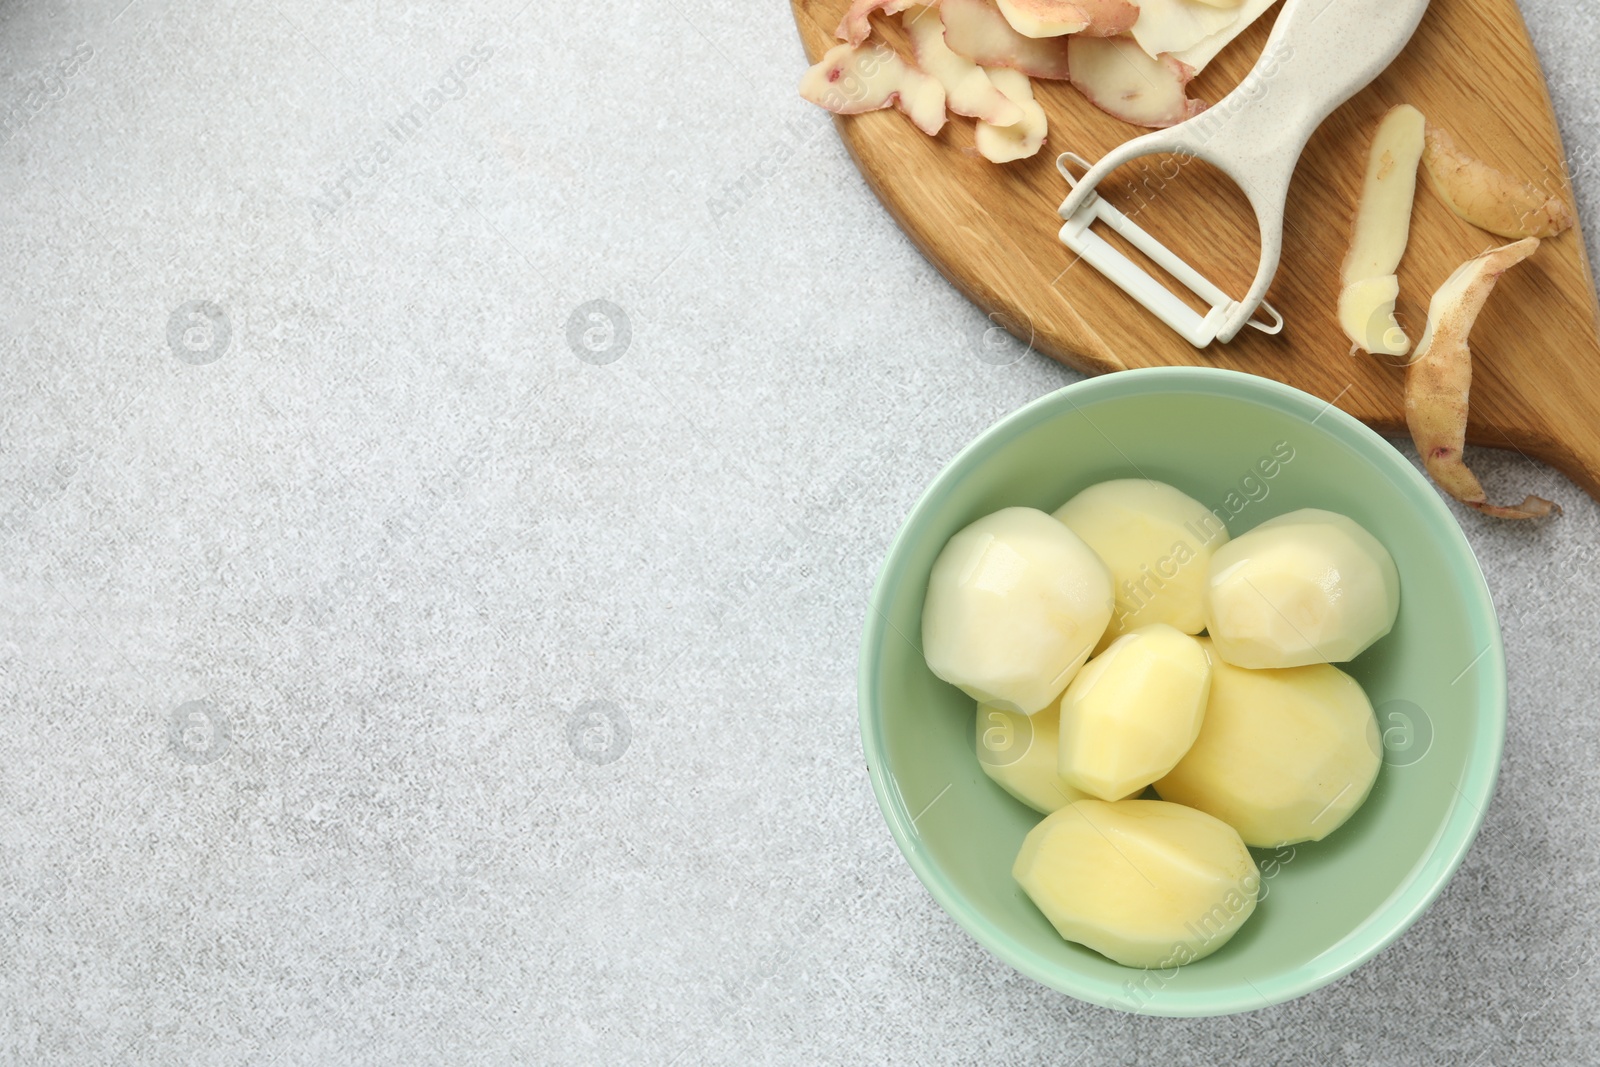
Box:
[1060,0,1432,343]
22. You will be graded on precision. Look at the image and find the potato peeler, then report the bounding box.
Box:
[1056,0,1433,347]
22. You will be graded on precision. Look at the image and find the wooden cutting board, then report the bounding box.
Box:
[792,0,1600,503]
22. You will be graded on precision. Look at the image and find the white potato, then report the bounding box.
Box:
[1057,624,1211,800]
[1013,799,1258,968]
[923,507,1113,714]
[976,702,1092,814]
[1053,479,1229,648]
[1205,508,1399,668]
[1155,642,1381,846]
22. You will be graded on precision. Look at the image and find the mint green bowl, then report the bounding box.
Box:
[859,367,1505,1017]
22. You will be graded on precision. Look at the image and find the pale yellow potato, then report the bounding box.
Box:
[1054,478,1229,649]
[1057,625,1211,800]
[922,507,1113,714]
[1013,799,1258,968]
[1155,644,1381,847]
[1205,508,1399,668]
[976,702,1092,814]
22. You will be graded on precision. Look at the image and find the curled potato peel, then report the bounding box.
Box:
[1404,237,1559,520]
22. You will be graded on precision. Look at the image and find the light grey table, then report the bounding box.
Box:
[1,1,1596,1063]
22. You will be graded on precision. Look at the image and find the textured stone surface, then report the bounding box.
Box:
[0,0,1596,1063]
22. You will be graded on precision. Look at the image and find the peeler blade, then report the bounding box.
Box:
[1055,154,1283,350]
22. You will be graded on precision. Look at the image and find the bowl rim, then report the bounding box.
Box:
[857,366,1507,1017]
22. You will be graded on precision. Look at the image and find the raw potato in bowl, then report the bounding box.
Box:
[1205,509,1400,669]
[976,701,1093,814]
[1155,642,1383,847]
[1053,479,1229,649]
[921,507,1113,715]
[1013,799,1259,968]
[921,481,1403,973]
[1056,624,1212,801]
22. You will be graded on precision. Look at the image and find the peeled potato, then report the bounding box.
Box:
[923,507,1114,714]
[1057,624,1211,800]
[1155,643,1381,847]
[1013,799,1258,968]
[976,702,1092,814]
[1053,479,1229,649]
[1205,508,1399,668]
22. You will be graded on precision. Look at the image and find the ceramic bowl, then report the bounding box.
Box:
[858,367,1505,1016]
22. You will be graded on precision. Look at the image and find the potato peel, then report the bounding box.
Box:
[1404,237,1559,520]
[1339,104,1425,357]
[1130,0,1243,61]
[1423,124,1575,240]
[903,5,1026,126]
[799,39,948,137]
[1171,0,1280,74]
[995,0,1138,39]
[1067,36,1205,128]
[974,66,1047,163]
[835,0,920,46]
[941,0,1075,80]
